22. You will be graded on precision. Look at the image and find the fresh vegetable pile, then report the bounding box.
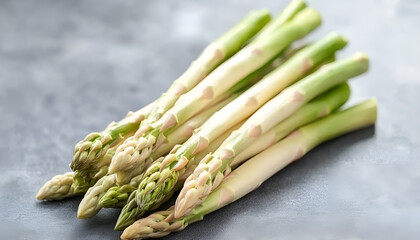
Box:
[37,0,377,239]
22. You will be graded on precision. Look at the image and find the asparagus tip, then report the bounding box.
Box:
[35,191,44,200]
[328,31,349,45]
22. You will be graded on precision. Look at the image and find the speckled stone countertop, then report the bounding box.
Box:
[1,0,419,239]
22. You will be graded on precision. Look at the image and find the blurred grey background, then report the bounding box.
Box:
[1,0,419,239]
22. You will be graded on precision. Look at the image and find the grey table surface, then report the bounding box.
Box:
[1,0,419,239]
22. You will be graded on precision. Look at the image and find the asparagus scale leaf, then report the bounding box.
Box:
[77,174,117,219]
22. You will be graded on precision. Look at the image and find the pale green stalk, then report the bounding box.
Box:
[144,9,271,126]
[108,8,322,182]
[255,0,307,40]
[174,52,369,217]
[121,99,377,240]
[36,172,77,201]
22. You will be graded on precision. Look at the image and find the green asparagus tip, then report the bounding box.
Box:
[115,190,145,231]
[99,196,118,208]
[348,52,370,76]
[71,170,95,194]
[355,51,369,66]
[115,216,136,231]
[295,8,322,26]
[252,9,270,16]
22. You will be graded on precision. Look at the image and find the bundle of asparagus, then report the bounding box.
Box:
[36,0,377,239]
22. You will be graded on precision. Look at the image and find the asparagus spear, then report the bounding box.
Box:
[121,99,377,240]
[64,102,155,197]
[38,126,133,199]
[143,9,271,126]
[174,52,369,218]
[254,0,307,40]
[114,32,345,229]
[77,174,117,219]
[37,105,150,199]
[108,8,322,180]
[71,146,117,194]
[36,172,78,201]
[70,102,154,171]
